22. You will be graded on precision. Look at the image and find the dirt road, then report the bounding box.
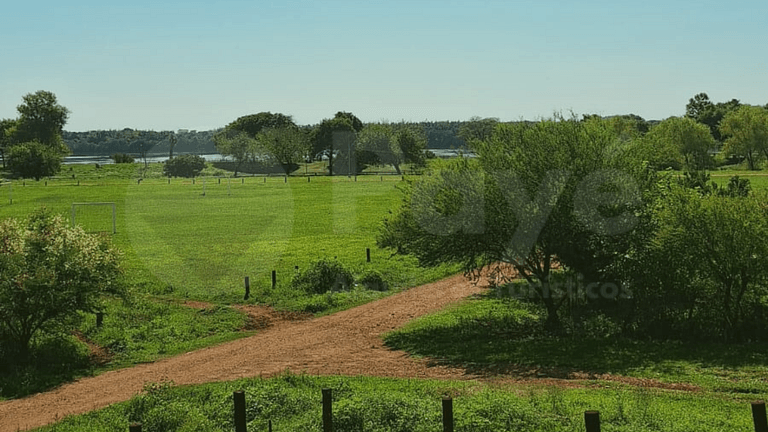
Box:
[0,273,486,432]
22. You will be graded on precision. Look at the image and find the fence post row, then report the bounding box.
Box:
[129,393,768,431]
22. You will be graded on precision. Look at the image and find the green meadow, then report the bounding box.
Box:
[0,163,456,398]
[0,163,454,304]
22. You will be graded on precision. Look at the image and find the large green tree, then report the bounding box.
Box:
[643,116,716,170]
[355,123,428,174]
[0,209,123,359]
[622,185,768,341]
[379,115,649,329]
[256,126,310,174]
[6,142,63,180]
[719,105,768,170]
[13,91,70,151]
[215,112,298,175]
[212,130,256,177]
[4,91,70,179]
[685,92,741,142]
[312,112,362,175]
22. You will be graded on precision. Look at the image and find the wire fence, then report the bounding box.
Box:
[124,388,768,432]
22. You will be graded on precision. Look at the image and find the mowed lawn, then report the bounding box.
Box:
[0,170,453,303]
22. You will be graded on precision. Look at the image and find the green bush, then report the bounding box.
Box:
[357,269,389,291]
[163,154,207,178]
[111,153,135,163]
[291,258,354,294]
[7,141,63,180]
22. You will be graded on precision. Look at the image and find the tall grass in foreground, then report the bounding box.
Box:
[33,373,755,432]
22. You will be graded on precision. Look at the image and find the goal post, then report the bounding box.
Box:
[71,202,117,234]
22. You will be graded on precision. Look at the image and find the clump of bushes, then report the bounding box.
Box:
[291,258,354,294]
[357,269,388,291]
[111,153,135,163]
[163,154,206,178]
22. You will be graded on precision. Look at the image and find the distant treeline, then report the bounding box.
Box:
[63,129,220,156]
[62,121,473,156]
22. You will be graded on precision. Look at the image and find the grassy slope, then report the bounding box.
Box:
[32,374,757,432]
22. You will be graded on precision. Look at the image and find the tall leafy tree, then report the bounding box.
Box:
[720,105,768,170]
[312,113,361,176]
[457,116,499,145]
[212,130,255,177]
[13,91,70,151]
[685,92,741,141]
[380,115,649,330]
[643,117,716,170]
[256,126,309,173]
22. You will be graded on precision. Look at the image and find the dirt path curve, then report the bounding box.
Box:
[0,274,487,432]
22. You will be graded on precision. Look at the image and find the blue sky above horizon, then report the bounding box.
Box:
[1,0,766,131]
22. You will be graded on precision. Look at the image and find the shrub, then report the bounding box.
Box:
[357,269,389,291]
[163,154,207,178]
[291,258,354,294]
[111,153,135,163]
[0,208,124,360]
[7,141,63,180]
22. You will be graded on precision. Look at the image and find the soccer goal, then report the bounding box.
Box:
[71,202,117,234]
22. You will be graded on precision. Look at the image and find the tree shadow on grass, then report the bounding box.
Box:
[0,335,96,400]
[383,298,768,390]
[211,161,299,175]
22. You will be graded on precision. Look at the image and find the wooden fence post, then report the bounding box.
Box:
[753,401,768,432]
[244,277,250,301]
[322,388,333,432]
[442,397,454,432]
[366,248,371,263]
[272,270,276,288]
[234,390,247,432]
[129,423,142,432]
[585,411,600,432]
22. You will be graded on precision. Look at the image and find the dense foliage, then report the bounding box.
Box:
[291,258,355,294]
[6,141,63,180]
[380,113,768,341]
[163,154,206,178]
[0,209,123,359]
[2,91,70,179]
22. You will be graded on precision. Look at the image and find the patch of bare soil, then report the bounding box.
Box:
[71,331,113,367]
[0,272,699,431]
[234,304,313,330]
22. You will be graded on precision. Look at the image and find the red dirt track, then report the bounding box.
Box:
[0,272,699,431]
[0,274,487,431]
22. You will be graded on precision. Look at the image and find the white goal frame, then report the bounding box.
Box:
[71,202,117,234]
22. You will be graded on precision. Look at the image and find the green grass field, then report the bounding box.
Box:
[0,163,456,398]
[30,373,758,432]
[0,163,454,304]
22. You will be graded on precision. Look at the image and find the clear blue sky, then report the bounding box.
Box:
[1,0,766,131]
